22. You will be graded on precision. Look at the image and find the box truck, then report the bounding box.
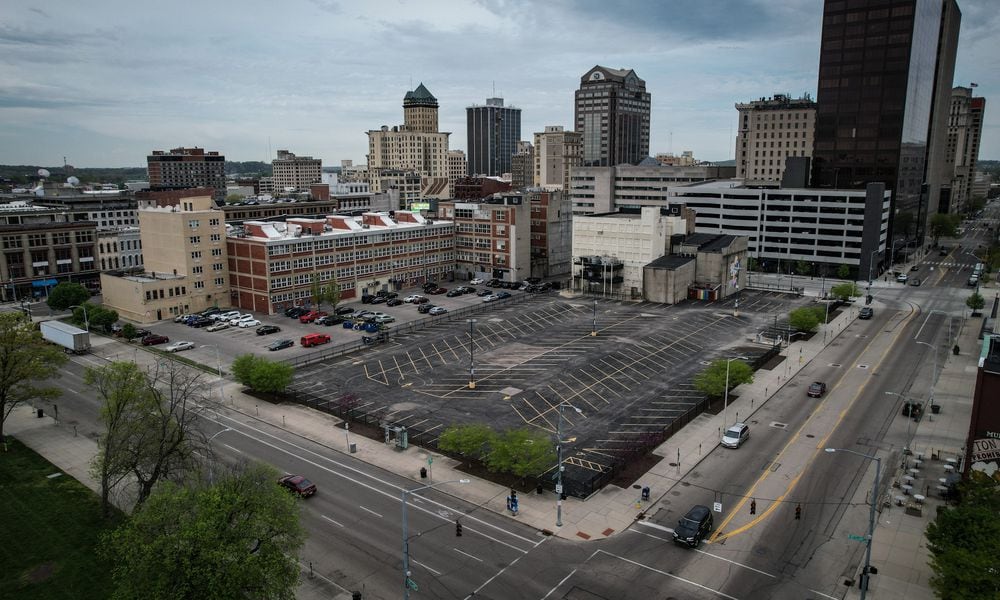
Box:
[40,320,91,354]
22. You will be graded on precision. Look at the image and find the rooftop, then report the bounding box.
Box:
[230,211,452,242]
[645,255,695,270]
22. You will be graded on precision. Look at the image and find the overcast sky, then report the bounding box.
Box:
[1,0,996,168]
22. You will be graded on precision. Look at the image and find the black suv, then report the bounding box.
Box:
[256,325,281,336]
[673,505,713,548]
[859,307,874,320]
[284,306,308,318]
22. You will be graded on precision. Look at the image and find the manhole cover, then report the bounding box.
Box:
[671,491,681,496]
[668,462,678,467]
[858,364,870,369]
[806,434,815,438]
[632,484,642,489]
[829,363,842,367]
[770,422,788,429]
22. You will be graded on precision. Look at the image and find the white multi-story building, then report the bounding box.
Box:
[734,94,816,185]
[534,126,581,192]
[271,150,322,192]
[569,163,736,215]
[98,227,143,272]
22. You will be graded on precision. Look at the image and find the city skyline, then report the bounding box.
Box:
[0,0,996,168]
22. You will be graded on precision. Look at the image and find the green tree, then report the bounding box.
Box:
[693,359,754,398]
[789,306,822,332]
[830,282,860,301]
[485,428,556,479]
[85,361,149,517]
[795,260,812,276]
[103,462,305,600]
[231,354,294,396]
[0,312,67,447]
[837,264,852,279]
[46,282,90,311]
[225,193,244,204]
[438,423,496,462]
[310,273,341,311]
[929,213,961,246]
[925,472,1000,600]
[966,292,985,315]
[121,323,138,341]
[75,302,118,333]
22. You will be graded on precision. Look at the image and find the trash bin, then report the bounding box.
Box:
[420,467,427,479]
[536,483,544,494]
[931,404,941,415]
[37,408,43,418]
[349,443,357,454]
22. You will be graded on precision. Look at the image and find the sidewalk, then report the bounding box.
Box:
[5,298,974,598]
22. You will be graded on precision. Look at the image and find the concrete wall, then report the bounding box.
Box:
[643,260,696,304]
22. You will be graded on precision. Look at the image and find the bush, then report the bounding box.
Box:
[789,306,822,332]
[438,423,495,461]
[484,428,556,478]
[693,359,754,398]
[231,354,294,395]
[830,282,860,301]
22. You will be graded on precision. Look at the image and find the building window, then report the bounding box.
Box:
[211,248,222,257]
[28,234,47,248]
[214,277,225,286]
[191,251,202,259]
[188,220,200,228]
[189,236,201,244]
[193,281,205,289]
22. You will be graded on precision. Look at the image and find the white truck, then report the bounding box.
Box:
[40,320,91,354]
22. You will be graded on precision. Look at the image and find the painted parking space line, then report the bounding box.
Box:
[321,514,344,527]
[453,548,483,562]
[411,559,441,576]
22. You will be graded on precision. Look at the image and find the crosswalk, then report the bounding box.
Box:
[921,261,978,269]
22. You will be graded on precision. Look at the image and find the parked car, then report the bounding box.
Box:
[673,505,713,548]
[134,328,152,338]
[368,296,386,304]
[858,307,874,320]
[417,303,435,314]
[191,317,215,328]
[200,308,223,318]
[256,325,281,335]
[477,290,492,297]
[482,294,499,303]
[496,291,512,299]
[174,313,195,323]
[141,334,169,346]
[299,311,328,324]
[721,423,750,449]
[230,314,255,326]
[412,296,429,304]
[284,306,308,318]
[300,333,331,347]
[318,315,345,326]
[428,306,448,316]
[373,314,395,324]
[429,287,447,295]
[968,276,979,287]
[386,298,403,307]
[422,282,438,292]
[334,306,355,315]
[896,273,908,283]
[277,474,317,497]
[163,341,195,353]
[214,310,241,322]
[268,339,295,351]
[404,294,424,303]
[206,321,230,332]
[469,278,484,285]
[807,381,827,398]
[446,289,463,297]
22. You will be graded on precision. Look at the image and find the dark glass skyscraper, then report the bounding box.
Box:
[575,66,650,167]
[466,98,521,177]
[811,0,960,242]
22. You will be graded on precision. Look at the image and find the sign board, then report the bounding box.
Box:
[848,534,867,542]
[555,484,563,494]
[32,279,58,288]
[410,202,430,211]
[713,502,723,513]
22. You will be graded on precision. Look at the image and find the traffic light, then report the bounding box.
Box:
[750,499,756,515]
[455,519,462,537]
[795,504,802,520]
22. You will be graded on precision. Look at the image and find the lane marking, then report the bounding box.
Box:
[627,529,777,579]
[540,568,578,600]
[321,515,344,527]
[223,444,242,453]
[411,559,441,576]
[808,589,840,600]
[358,505,383,518]
[594,550,738,600]
[636,520,674,534]
[453,548,483,562]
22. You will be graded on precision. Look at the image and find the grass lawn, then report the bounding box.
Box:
[0,437,120,599]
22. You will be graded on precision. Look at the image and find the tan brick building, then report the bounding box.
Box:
[735,94,816,185]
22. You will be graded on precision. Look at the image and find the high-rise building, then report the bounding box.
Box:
[447,150,468,197]
[575,66,650,167]
[533,126,582,192]
[366,83,450,193]
[735,94,816,185]
[146,147,227,202]
[466,97,522,177]
[944,87,986,213]
[510,141,534,190]
[271,150,321,192]
[810,0,961,242]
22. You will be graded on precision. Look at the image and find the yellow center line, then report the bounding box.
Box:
[709,305,917,543]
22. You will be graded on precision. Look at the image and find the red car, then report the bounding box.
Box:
[141,334,169,346]
[278,474,317,497]
[429,287,447,295]
[299,311,328,324]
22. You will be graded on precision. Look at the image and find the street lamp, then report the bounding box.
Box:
[825,448,881,599]
[722,356,749,435]
[401,479,470,600]
[467,319,477,389]
[915,340,939,414]
[591,299,597,337]
[69,304,89,332]
[866,248,880,303]
[200,345,224,403]
[556,401,583,527]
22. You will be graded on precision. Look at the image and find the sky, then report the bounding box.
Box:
[0,0,997,168]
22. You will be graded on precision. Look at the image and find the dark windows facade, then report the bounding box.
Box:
[575,66,650,167]
[466,98,522,177]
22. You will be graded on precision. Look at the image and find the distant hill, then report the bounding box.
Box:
[0,161,272,186]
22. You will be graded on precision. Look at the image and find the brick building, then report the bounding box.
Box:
[438,196,530,283]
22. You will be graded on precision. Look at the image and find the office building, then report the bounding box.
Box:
[100,193,229,323]
[0,216,98,301]
[810,0,961,243]
[735,94,816,185]
[438,196,530,282]
[147,147,227,202]
[97,227,143,272]
[367,83,450,193]
[447,150,468,196]
[510,142,534,190]
[655,151,697,167]
[533,126,582,192]
[527,189,573,279]
[569,163,736,215]
[575,66,650,167]
[226,212,455,314]
[466,97,522,177]
[271,150,322,192]
[944,87,986,213]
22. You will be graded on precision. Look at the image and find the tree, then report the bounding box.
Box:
[484,428,556,478]
[693,359,754,398]
[121,323,138,341]
[75,302,118,333]
[231,354,294,396]
[438,423,496,463]
[966,292,985,315]
[925,472,1000,599]
[830,282,860,301]
[929,213,961,246]
[85,361,149,517]
[310,273,341,311]
[0,312,67,448]
[103,462,305,600]
[837,264,852,279]
[46,282,90,311]
[789,306,823,332]
[795,260,812,276]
